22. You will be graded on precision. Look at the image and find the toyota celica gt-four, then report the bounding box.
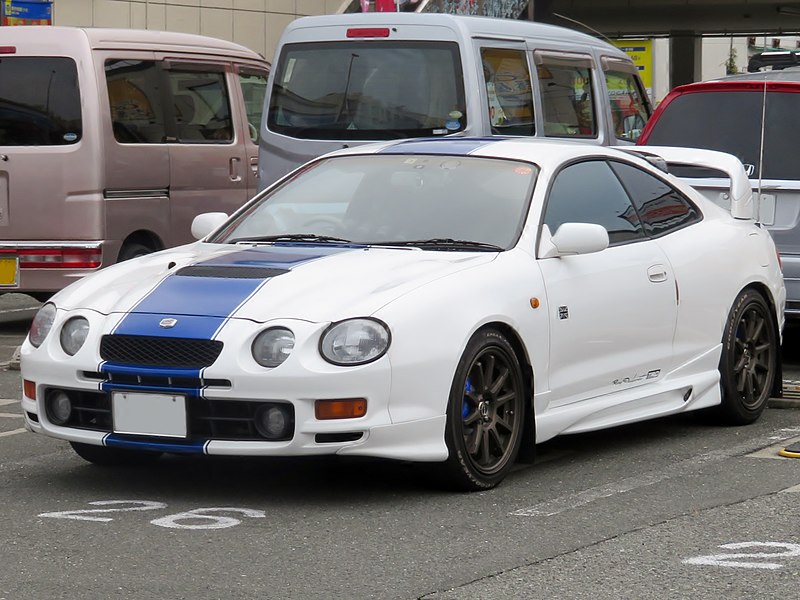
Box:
[20,138,784,491]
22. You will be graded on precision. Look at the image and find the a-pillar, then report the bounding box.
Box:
[669,31,703,87]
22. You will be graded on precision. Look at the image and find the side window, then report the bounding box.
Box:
[167,67,233,144]
[544,160,645,245]
[537,57,595,138]
[105,60,166,144]
[604,69,650,142]
[480,48,535,136]
[609,161,701,236]
[238,69,268,143]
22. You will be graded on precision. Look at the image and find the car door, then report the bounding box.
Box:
[234,66,269,198]
[538,159,677,407]
[162,60,250,247]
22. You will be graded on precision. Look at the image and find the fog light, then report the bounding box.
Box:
[315,398,367,420]
[46,391,72,426]
[254,405,292,440]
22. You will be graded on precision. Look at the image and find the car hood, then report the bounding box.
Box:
[54,243,496,323]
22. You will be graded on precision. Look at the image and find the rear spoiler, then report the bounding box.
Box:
[625,146,754,221]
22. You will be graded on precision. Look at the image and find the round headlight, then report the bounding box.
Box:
[28,303,57,348]
[252,327,295,368]
[320,318,390,366]
[60,317,90,356]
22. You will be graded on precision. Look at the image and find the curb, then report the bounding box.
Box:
[775,380,800,409]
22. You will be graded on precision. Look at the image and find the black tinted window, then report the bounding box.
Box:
[0,57,81,146]
[609,161,701,236]
[645,90,800,180]
[544,160,645,245]
[268,41,466,140]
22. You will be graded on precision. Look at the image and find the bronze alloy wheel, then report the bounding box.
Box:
[718,289,778,424]
[442,329,525,491]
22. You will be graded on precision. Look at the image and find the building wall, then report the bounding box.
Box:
[52,0,338,61]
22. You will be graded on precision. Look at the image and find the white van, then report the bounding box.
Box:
[0,27,269,299]
[258,13,651,189]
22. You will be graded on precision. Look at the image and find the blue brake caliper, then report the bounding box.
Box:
[462,377,474,420]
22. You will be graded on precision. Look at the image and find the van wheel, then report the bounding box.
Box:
[118,242,152,262]
[438,329,525,491]
[716,289,778,425]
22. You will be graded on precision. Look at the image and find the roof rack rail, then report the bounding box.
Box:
[748,50,800,72]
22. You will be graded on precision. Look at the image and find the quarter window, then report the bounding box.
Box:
[0,57,82,146]
[239,70,268,143]
[544,160,645,245]
[609,161,701,236]
[480,48,535,136]
[604,69,650,142]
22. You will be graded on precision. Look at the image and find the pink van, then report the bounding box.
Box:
[0,27,269,299]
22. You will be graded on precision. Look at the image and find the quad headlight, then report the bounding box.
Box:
[28,303,57,348]
[60,317,90,356]
[320,318,390,366]
[252,327,295,368]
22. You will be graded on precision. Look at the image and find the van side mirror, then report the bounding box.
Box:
[548,223,609,256]
[191,212,228,240]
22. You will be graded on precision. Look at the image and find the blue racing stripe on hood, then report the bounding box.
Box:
[112,245,353,339]
[378,138,502,156]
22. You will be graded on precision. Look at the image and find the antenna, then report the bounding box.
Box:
[755,76,767,224]
[552,12,614,45]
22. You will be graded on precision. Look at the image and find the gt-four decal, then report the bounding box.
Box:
[612,369,661,386]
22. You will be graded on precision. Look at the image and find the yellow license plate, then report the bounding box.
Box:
[0,257,18,286]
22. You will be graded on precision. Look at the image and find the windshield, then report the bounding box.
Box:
[267,41,466,140]
[645,90,800,180]
[212,154,537,250]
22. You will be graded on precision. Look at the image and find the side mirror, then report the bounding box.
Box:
[191,212,228,240]
[550,223,609,256]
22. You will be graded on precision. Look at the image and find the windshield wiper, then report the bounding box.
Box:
[369,238,503,251]
[229,234,353,244]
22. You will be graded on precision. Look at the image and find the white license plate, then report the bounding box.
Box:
[112,392,187,438]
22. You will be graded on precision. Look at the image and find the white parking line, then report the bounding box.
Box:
[511,428,800,518]
[0,428,25,438]
[0,399,18,407]
[0,412,21,418]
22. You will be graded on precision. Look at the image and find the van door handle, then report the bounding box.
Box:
[647,265,668,283]
[229,157,242,182]
[249,156,259,178]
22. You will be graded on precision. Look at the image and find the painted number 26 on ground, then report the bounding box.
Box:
[38,500,265,530]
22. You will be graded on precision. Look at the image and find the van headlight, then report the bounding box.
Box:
[60,317,90,356]
[320,318,390,366]
[252,327,295,368]
[28,303,57,348]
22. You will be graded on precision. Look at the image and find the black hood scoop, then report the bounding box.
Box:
[175,265,290,279]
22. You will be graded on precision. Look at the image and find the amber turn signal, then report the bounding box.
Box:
[23,379,36,400]
[315,398,367,420]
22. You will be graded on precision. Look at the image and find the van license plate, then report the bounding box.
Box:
[0,257,18,286]
[112,392,187,438]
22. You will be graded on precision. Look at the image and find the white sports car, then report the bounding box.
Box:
[20,138,785,491]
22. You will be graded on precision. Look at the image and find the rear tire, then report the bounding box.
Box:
[70,442,163,467]
[716,289,778,425]
[118,242,152,263]
[437,329,525,491]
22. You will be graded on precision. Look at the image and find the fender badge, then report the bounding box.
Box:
[159,318,178,329]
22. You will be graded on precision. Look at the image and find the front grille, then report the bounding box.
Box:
[44,387,294,441]
[100,335,223,368]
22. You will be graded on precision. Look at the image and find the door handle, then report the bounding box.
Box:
[647,265,668,283]
[229,157,242,182]
[249,156,259,178]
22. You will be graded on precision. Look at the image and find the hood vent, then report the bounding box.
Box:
[176,265,289,279]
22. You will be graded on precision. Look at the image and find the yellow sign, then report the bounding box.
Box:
[612,39,653,92]
[0,257,18,286]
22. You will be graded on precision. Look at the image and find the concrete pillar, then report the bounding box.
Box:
[669,31,703,88]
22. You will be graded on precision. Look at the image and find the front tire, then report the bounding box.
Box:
[70,442,163,467]
[716,289,778,425]
[439,329,525,491]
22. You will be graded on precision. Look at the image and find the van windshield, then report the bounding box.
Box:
[267,41,466,140]
[644,90,800,180]
[0,57,82,146]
